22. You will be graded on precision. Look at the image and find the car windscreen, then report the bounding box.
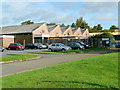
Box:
[60,44,65,46]
[76,43,81,46]
[80,42,85,45]
[16,43,22,46]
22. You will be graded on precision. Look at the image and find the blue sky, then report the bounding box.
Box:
[1,1,118,29]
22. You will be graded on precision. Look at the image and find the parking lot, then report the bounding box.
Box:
[1,49,49,57]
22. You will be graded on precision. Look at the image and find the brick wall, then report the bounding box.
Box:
[50,25,62,37]
[14,34,33,45]
[0,38,3,46]
[3,38,14,47]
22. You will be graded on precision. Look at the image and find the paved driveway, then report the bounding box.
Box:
[1,49,49,57]
[1,49,119,77]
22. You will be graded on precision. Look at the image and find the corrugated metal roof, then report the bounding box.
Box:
[60,26,69,32]
[81,29,86,34]
[72,27,78,34]
[47,25,57,32]
[0,23,44,34]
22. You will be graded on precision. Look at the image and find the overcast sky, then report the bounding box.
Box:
[1,1,119,29]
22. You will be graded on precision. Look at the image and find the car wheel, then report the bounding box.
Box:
[16,48,19,50]
[2,50,4,52]
[77,47,80,50]
[49,48,53,52]
[61,48,65,51]
[26,47,29,49]
[7,48,10,50]
[35,47,38,49]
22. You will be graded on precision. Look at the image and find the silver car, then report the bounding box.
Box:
[48,43,72,52]
[0,46,4,52]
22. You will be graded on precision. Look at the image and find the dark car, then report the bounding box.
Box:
[77,42,91,49]
[67,42,85,49]
[8,43,25,50]
[25,43,40,49]
[0,46,4,52]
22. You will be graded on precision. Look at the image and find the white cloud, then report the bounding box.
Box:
[53,13,76,23]
[2,2,56,25]
[52,2,76,11]
[92,13,118,21]
[80,2,118,15]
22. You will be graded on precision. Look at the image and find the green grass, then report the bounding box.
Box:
[29,51,58,54]
[0,53,40,62]
[29,47,107,54]
[2,52,119,88]
[3,47,8,49]
[59,47,107,53]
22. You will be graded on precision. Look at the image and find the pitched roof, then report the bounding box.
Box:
[0,23,44,35]
[81,29,86,34]
[72,27,78,34]
[47,25,57,32]
[60,26,69,33]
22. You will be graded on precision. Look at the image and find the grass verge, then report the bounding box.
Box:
[2,52,119,88]
[59,47,107,53]
[29,51,58,54]
[0,53,40,62]
[29,47,107,54]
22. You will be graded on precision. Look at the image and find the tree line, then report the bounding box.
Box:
[21,17,119,33]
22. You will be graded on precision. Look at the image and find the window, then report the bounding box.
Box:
[56,44,59,46]
[52,44,55,46]
[68,32,70,35]
[40,30,44,33]
[10,43,14,46]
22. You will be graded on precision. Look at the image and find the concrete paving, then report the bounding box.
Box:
[1,49,119,77]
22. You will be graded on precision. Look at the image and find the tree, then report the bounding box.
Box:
[110,25,119,30]
[92,26,97,31]
[75,17,89,29]
[97,24,103,30]
[60,23,65,27]
[91,32,114,39]
[47,23,56,25]
[21,20,34,25]
[71,23,76,27]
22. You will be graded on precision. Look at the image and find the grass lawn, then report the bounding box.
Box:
[59,47,107,53]
[29,51,58,54]
[0,53,40,62]
[29,47,107,54]
[2,52,119,88]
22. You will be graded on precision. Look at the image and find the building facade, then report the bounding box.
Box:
[0,23,90,47]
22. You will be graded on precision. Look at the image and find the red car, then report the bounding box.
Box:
[8,43,25,50]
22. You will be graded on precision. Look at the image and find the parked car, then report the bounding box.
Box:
[25,43,40,49]
[48,43,72,52]
[43,43,50,48]
[67,42,85,49]
[0,46,4,52]
[77,42,91,49]
[34,43,47,49]
[8,43,25,50]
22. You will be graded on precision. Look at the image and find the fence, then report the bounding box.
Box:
[44,38,103,48]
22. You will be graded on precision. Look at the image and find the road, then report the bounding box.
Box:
[0,49,119,77]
